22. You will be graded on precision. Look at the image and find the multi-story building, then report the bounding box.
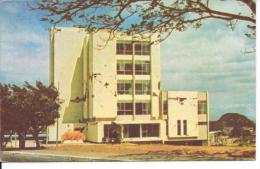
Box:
[48,27,209,145]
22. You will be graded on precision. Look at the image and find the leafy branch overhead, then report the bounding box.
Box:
[33,0,256,41]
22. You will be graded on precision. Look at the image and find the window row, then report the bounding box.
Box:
[104,124,159,139]
[117,80,150,95]
[117,102,151,115]
[116,41,151,55]
[162,100,207,115]
[124,124,159,138]
[117,60,150,75]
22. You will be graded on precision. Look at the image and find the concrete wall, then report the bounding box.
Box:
[150,35,160,119]
[82,36,89,119]
[167,91,199,138]
[164,91,209,143]
[197,92,209,141]
[86,122,99,142]
[198,124,208,140]
[48,27,86,141]
[91,31,117,119]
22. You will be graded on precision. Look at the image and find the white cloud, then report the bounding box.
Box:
[0,6,49,83]
[0,30,49,74]
[209,0,253,17]
[160,18,255,120]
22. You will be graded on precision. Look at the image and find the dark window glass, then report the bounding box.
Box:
[117,81,132,95]
[135,102,151,115]
[123,124,140,138]
[117,61,133,75]
[104,125,120,139]
[117,102,133,115]
[198,101,207,114]
[142,124,159,137]
[116,41,133,55]
[104,125,111,138]
[135,61,150,75]
[198,122,208,125]
[177,120,181,135]
[125,64,133,74]
[183,120,187,135]
[134,42,150,55]
[163,101,168,115]
[135,81,150,95]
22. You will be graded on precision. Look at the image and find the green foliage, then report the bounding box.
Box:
[0,84,14,148]
[25,81,60,130]
[0,81,60,149]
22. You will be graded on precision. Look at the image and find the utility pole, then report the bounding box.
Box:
[56,81,60,147]
[56,118,59,147]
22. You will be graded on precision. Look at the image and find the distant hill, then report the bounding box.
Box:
[210,113,255,131]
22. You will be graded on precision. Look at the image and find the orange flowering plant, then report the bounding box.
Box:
[61,131,85,141]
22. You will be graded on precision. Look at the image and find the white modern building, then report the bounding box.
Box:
[48,27,209,145]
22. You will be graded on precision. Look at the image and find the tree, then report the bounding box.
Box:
[230,127,252,145]
[0,84,31,149]
[32,0,256,42]
[25,81,60,149]
[0,84,14,149]
[9,85,31,149]
[0,82,60,149]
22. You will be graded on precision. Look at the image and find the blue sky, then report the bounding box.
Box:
[0,0,256,121]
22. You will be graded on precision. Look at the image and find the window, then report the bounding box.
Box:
[117,61,133,75]
[104,125,112,138]
[123,124,140,138]
[117,102,133,115]
[135,102,151,115]
[198,100,207,114]
[177,120,181,135]
[198,122,208,125]
[104,125,120,139]
[134,42,150,55]
[142,124,159,137]
[117,80,132,95]
[135,80,150,95]
[116,41,133,55]
[163,100,168,115]
[183,120,187,135]
[135,61,150,75]
[116,41,151,55]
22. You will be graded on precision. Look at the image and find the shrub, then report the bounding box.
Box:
[61,131,85,141]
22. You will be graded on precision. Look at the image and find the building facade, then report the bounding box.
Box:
[48,27,209,145]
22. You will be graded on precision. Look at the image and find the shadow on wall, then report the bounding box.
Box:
[62,48,84,123]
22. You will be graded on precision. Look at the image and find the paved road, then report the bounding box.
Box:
[1,151,125,162]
